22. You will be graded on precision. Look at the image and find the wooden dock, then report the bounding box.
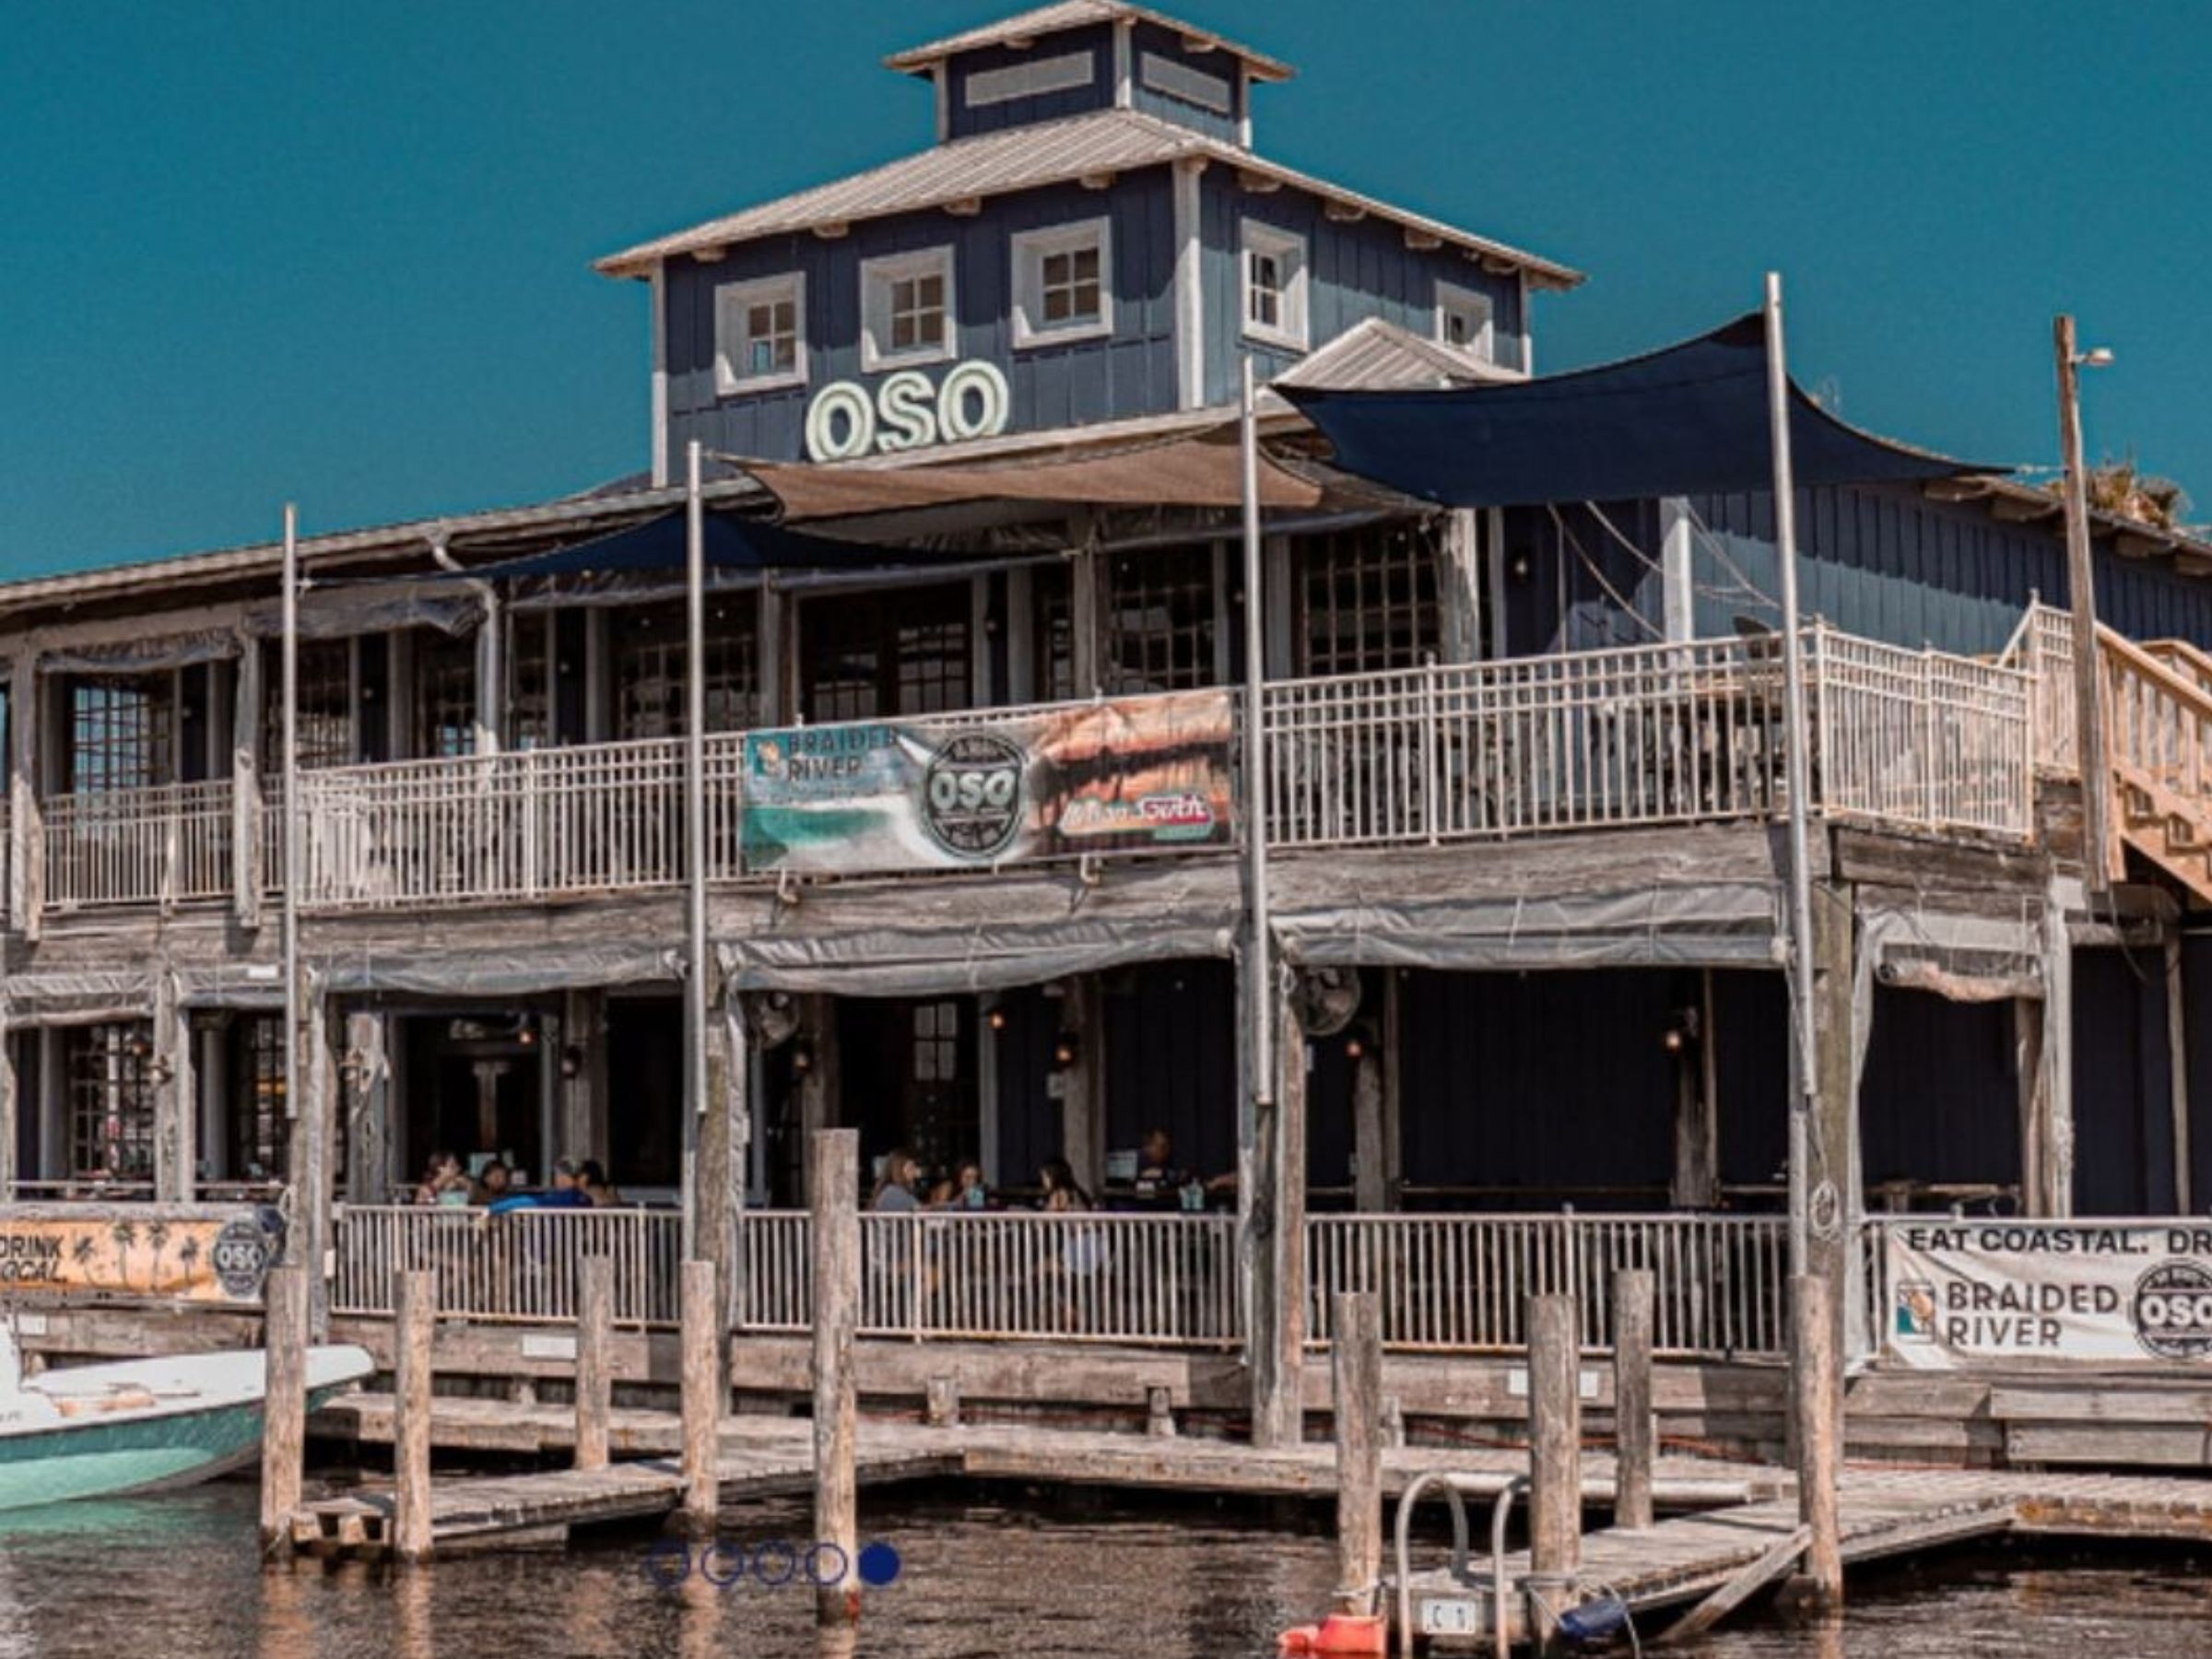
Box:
[297,1396,1776,1556]
[1395,1464,2212,1648]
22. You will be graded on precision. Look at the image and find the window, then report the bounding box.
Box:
[1240,220,1308,351]
[1296,526,1441,677]
[229,1015,288,1183]
[67,1021,156,1183]
[413,630,477,759]
[68,677,171,794]
[1012,218,1112,348]
[801,584,972,722]
[1106,544,1220,695]
[614,600,759,740]
[860,248,955,371]
[1436,279,1496,363]
[263,638,354,771]
[714,273,807,394]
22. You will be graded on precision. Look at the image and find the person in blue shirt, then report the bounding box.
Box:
[488,1158,594,1213]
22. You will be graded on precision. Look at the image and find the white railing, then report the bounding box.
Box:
[733,1208,813,1333]
[2000,602,2077,773]
[858,1211,1241,1347]
[1810,628,2035,838]
[1265,636,1788,848]
[1307,1213,1792,1358]
[43,778,233,909]
[19,618,2041,916]
[328,1204,684,1325]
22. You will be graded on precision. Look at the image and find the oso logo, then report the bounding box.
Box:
[2131,1260,2212,1360]
[212,1217,275,1300]
[921,733,1025,860]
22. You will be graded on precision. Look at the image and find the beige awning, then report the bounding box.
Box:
[740,433,1326,523]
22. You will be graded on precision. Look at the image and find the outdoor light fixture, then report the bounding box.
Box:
[2077,347,2114,369]
[1510,551,1533,581]
[559,1044,585,1080]
[1661,1006,1702,1053]
[1343,1032,1364,1061]
[790,1041,815,1076]
[986,1006,1007,1032]
[1053,1030,1079,1068]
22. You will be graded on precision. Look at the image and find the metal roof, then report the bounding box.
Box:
[596,108,1583,288]
[1272,316,1519,395]
[885,2,1294,82]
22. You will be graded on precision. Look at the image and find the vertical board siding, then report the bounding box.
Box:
[665,173,1182,462]
[1103,960,1238,1182]
[945,28,1114,141]
[1125,21,1243,145]
[2073,946,2178,1216]
[1398,969,1681,1207]
[1198,170,1525,406]
[1857,986,2020,1194]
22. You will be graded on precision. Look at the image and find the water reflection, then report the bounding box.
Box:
[0,1483,2205,1659]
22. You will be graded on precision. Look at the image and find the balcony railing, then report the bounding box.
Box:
[329,1206,1793,1358]
[21,621,2036,915]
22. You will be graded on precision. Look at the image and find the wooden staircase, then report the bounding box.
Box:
[2099,627,2212,902]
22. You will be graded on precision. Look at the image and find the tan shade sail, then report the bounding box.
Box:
[739,434,1326,523]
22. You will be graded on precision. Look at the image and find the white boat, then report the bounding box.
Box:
[0,1318,372,1512]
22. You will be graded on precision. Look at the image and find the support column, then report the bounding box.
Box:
[1437,509,1484,665]
[756,579,783,726]
[9,652,41,942]
[0,1001,17,1197]
[1351,1032,1386,1213]
[1247,970,1309,1450]
[472,589,502,757]
[2168,932,2192,1215]
[559,988,609,1166]
[288,975,337,1338]
[343,1010,390,1206]
[699,976,749,1331]
[151,970,186,1203]
[1804,878,1860,1364]
[1056,975,1104,1197]
[797,995,840,1165]
[1069,524,1101,698]
[1672,970,1720,1209]
[2021,883,2076,1218]
[231,636,265,929]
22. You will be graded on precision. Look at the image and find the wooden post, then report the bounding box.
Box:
[1791,1273,1843,1606]
[575,1253,612,1473]
[1331,1290,1383,1617]
[1351,1042,1386,1214]
[810,1129,860,1626]
[394,1266,435,1564]
[679,1258,720,1534]
[1671,972,1719,1209]
[1613,1269,1655,1530]
[2167,933,2192,1214]
[1248,972,1310,1451]
[1057,975,1105,1196]
[257,1264,307,1554]
[1526,1294,1582,1656]
[9,651,41,943]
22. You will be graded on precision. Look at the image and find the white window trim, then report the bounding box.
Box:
[859,246,958,373]
[1434,276,1496,365]
[1010,217,1114,350]
[713,272,808,395]
[1239,218,1309,352]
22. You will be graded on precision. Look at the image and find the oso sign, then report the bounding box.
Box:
[805,361,1011,461]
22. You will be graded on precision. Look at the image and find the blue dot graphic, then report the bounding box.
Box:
[856,1540,901,1587]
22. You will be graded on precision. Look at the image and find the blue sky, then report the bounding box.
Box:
[2,1,2203,576]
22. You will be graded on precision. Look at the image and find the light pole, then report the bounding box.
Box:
[2055,316,2113,902]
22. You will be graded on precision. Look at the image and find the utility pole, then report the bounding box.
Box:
[2055,315,2111,902]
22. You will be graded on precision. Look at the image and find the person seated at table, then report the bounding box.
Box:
[414,1151,469,1207]
[469,1159,512,1206]
[1038,1158,1091,1213]
[933,1159,988,1211]
[487,1158,594,1214]
[577,1159,621,1207]
[871,1148,924,1212]
[1133,1129,1231,1208]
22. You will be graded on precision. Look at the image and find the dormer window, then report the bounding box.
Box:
[861,247,956,371]
[1241,219,1308,351]
[1011,218,1113,348]
[714,273,807,394]
[1436,279,1496,363]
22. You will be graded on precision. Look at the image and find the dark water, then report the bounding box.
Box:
[0,1482,2206,1659]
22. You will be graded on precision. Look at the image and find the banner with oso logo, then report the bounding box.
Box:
[740,689,1234,877]
[0,1206,282,1306]
[1883,1221,2212,1369]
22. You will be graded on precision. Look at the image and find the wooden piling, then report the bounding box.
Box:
[393,1267,436,1564]
[811,1128,860,1627]
[1331,1290,1383,1616]
[679,1258,721,1534]
[1792,1273,1843,1605]
[575,1253,612,1473]
[257,1264,308,1555]
[1613,1269,1655,1531]
[1526,1294,1582,1654]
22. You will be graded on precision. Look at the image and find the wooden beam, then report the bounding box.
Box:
[945,196,982,218]
[258,1265,308,1555]
[1403,228,1443,252]
[811,1130,860,1625]
[690,246,726,265]
[1792,1275,1842,1605]
[394,1267,436,1564]
[1237,168,1282,194]
[812,222,850,241]
[1614,1270,1656,1531]
[1323,201,1367,223]
[1079,171,1116,191]
[1331,1291,1383,1616]
[1992,491,2063,524]
[679,1258,720,1534]
[575,1253,612,1473]
[1658,1524,1812,1644]
[1526,1294,1582,1656]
